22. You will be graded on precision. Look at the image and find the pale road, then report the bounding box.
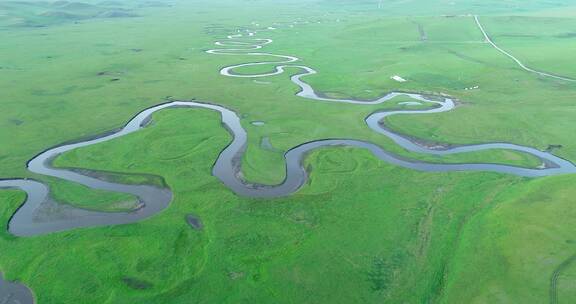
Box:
[474,15,575,82]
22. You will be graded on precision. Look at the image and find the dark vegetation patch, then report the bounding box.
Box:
[557,32,576,39]
[366,254,404,294]
[499,34,539,38]
[411,20,427,41]
[9,119,24,126]
[122,277,153,290]
[546,144,563,152]
[96,71,124,77]
[30,86,78,96]
[443,48,493,67]
[225,232,272,248]
[185,214,203,230]
[66,168,168,189]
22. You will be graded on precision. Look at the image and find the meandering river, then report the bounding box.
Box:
[0,27,574,238]
[1,23,576,304]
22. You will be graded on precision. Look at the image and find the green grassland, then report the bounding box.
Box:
[1,0,576,303]
[480,16,576,79]
[1,108,531,303]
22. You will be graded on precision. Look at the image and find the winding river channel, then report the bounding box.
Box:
[0,27,575,240]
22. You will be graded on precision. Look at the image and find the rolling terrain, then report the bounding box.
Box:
[1,0,576,303]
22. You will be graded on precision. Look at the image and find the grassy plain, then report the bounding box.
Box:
[1,0,576,303]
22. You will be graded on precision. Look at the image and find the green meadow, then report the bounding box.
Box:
[1,0,576,303]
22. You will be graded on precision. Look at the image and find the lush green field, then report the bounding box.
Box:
[1,0,576,303]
